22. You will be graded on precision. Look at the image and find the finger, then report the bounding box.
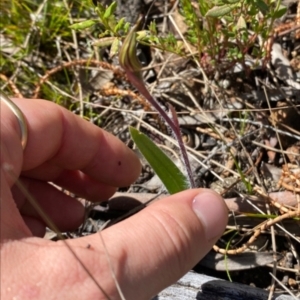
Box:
[70,188,228,299]
[50,169,117,202]
[0,102,24,186]
[12,177,85,236]
[1,189,228,299]
[0,170,32,240]
[11,98,141,187]
[22,216,47,237]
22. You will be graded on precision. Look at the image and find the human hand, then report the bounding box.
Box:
[1,98,228,300]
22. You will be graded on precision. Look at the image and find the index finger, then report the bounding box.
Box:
[11,98,141,187]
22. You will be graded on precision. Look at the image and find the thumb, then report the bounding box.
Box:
[96,188,228,299]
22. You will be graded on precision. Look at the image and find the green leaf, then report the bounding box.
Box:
[95,4,106,18]
[148,21,157,35]
[205,4,237,17]
[123,22,130,33]
[69,20,97,30]
[272,5,287,19]
[197,0,211,16]
[103,1,117,19]
[114,17,125,33]
[254,0,269,14]
[130,127,189,194]
[224,0,241,4]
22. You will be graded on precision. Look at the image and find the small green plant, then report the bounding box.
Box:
[70,1,184,58]
[179,0,287,71]
[71,0,287,74]
[0,0,94,101]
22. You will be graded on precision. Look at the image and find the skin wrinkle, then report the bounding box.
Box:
[146,207,194,276]
[80,136,110,181]
[51,105,94,171]
[49,104,69,167]
[21,101,64,171]
[51,106,104,172]
[40,114,82,175]
[139,212,180,287]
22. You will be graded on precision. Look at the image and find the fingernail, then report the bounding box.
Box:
[192,190,227,241]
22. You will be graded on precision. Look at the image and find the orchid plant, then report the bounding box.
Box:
[71,2,195,194]
[119,18,195,193]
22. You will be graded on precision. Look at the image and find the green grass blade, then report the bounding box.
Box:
[130,127,189,194]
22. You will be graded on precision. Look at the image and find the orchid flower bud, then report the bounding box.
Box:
[119,17,143,76]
